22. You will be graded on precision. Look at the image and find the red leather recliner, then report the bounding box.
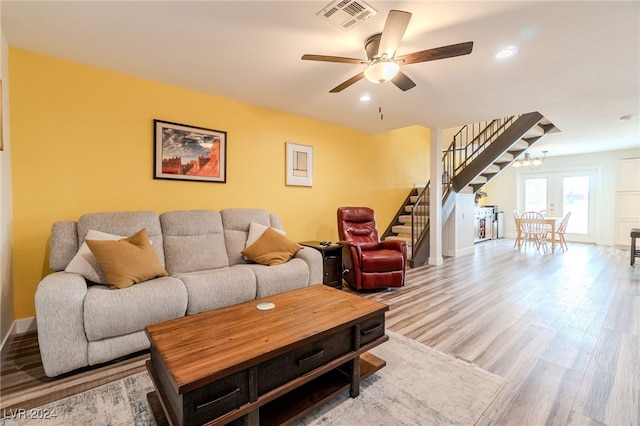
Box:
[337,207,407,290]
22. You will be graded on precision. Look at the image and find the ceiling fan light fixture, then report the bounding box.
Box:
[364,60,400,84]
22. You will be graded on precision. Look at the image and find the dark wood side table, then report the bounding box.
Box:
[299,241,343,289]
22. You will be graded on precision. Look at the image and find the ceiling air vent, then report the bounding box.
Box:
[316,0,377,31]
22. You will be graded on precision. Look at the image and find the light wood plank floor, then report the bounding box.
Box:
[361,239,640,425]
[1,239,638,425]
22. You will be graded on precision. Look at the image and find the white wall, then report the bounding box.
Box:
[443,193,475,256]
[0,2,15,351]
[483,147,640,246]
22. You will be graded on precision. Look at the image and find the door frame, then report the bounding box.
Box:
[517,167,601,244]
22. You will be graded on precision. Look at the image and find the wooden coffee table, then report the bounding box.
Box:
[145,284,389,426]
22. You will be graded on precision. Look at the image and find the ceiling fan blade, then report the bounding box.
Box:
[329,72,365,93]
[301,54,365,65]
[378,10,412,58]
[397,41,474,64]
[392,71,416,91]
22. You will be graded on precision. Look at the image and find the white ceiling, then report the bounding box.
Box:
[3,1,639,157]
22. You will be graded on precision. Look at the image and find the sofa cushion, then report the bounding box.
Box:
[87,330,150,367]
[237,259,309,298]
[77,211,165,266]
[361,249,405,272]
[242,227,301,266]
[161,210,230,274]
[65,229,124,284]
[175,268,257,315]
[86,228,168,289]
[83,276,187,341]
[221,208,274,265]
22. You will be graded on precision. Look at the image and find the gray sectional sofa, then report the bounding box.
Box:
[35,208,322,377]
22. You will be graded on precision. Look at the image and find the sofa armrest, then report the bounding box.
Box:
[35,272,89,377]
[294,246,323,285]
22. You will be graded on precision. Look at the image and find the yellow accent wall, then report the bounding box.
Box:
[9,48,430,318]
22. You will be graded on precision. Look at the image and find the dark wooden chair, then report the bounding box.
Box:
[631,228,640,266]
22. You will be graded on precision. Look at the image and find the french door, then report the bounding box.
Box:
[519,169,598,243]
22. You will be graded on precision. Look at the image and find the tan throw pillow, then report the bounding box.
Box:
[244,222,286,261]
[86,228,168,289]
[241,227,301,266]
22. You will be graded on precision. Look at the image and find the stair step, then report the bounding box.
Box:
[471,176,488,185]
[485,164,501,174]
[405,205,429,214]
[392,225,412,234]
[523,123,545,138]
[495,152,514,163]
[509,139,529,151]
[410,195,420,203]
[398,215,412,224]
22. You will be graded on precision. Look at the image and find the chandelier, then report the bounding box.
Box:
[512,151,548,169]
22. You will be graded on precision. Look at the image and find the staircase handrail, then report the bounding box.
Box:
[451,115,520,175]
[411,181,430,252]
[410,113,542,265]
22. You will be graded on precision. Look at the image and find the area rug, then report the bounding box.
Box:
[1,332,504,426]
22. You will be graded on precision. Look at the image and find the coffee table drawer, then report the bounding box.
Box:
[182,370,249,426]
[257,327,352,395]
[359,314,385,346]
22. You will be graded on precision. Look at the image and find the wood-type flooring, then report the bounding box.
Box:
[1,239,638,425]
[360,239,639,425]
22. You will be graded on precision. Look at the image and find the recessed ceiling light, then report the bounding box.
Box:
[496,46,518,59]
[360,94,372,102]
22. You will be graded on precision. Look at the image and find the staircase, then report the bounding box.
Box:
[382,111,558,267]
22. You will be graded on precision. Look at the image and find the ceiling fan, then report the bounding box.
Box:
[302,10,473,93]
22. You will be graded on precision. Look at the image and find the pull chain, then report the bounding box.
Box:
[378,84,384,120]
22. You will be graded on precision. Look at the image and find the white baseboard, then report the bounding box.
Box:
[0,321,16,356]
[16,316,37,334]
[1,317,37,358]
[445,246,475,257]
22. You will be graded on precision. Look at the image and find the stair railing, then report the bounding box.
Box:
[411,181,430,254]
[450,115,519,175]
[410,114,525,265]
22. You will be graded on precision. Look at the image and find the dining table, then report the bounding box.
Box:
[515,216,564,252]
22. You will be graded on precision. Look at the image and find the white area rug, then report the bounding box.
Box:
[297,331,506,425]
[1,332,504,426]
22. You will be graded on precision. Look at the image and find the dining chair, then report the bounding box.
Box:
[556,212,572,252]
[538,210,553,232]
[520,211,548,251]
[513,210,522,248]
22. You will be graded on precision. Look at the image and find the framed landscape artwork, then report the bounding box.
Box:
[285,142,313,187]
[154,120,227,183]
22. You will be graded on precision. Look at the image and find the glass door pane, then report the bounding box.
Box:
[524,178,547,213]
[562,176,590,234]
[518,169,598,244]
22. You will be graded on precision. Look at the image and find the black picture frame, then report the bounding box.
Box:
[154,119,227,183]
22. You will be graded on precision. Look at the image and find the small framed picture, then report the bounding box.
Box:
[154,120,227,183]
[285,142,313,187]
